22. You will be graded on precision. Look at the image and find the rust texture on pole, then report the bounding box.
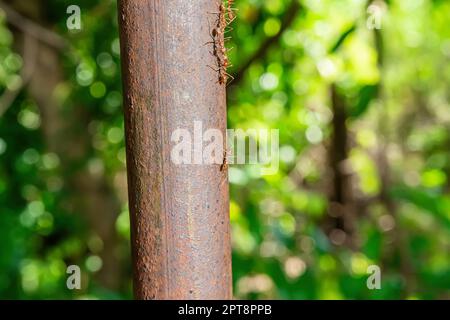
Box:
[117,0,232,299]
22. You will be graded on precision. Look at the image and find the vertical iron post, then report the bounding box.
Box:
[118,0,232,299]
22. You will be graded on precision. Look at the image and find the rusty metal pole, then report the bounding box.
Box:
[117,0,232,299]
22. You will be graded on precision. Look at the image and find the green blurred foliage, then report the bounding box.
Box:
[0,0,449,299]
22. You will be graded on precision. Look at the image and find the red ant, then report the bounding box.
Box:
[220,146,233,171]
[226,0,237,23]
[207,65,234,85]
[205,1,236,85]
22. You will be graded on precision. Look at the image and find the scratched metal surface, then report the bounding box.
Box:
[117,0,232,299]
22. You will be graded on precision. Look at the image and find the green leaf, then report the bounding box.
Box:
[390,186,450,230]
[329,24,357,53]
[350,84,379,118]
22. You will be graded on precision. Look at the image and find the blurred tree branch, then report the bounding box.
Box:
[0,1,67,50]
[0,33,38,117]
[231,0,302,87]
[367,0,416,296]
[0,1,64,117]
